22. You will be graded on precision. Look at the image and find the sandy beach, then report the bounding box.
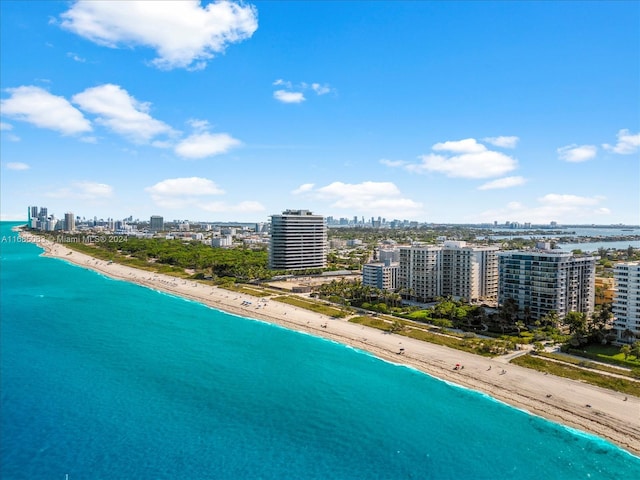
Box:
[29,236,640,456]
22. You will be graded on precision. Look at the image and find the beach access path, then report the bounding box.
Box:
[29,236,640,456]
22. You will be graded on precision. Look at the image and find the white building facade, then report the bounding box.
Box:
[441,241,499,302]
[612,262,640,344]
[396,242,498,303]
[362,260,399,291]
[268,210,327,270]
[498,250,596,321]
[398,245,442,302]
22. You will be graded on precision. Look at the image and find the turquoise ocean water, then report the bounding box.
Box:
[1,221,639,479]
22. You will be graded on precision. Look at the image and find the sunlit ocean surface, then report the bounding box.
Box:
[2,222,639,479]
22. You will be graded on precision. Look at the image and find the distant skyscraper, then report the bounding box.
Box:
[64,212,75,232]
[268,209,327,270]
[498,250,596,321]
[612,262,640,344]
[29,206,38,221]
[150,215,164,232]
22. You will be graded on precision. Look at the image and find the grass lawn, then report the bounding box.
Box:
[511,354,640,396]
[272,296,347,318]
[566,344,640,369]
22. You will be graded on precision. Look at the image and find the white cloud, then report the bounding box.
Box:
[66,52,86,62]
[146,177,225,197]
[59,0,258,70]
[295,181,424,218]
[311,83,331,95]
[1,86,91,135]
[292,183,315,195]
[0,122,20,142]
[187,118,210,133]
[557,144,597,162]
[72,84,175,143]
[273,79,292,88]
[46,181,113,200]
[391,137,519,179]
[174,132,241,159]
[477,176,526,190]
[603,129,640,155]
[432,138,487,154]
[379,159,407,168]
[410,151,517,179]
[272,79,333,103]
[538,193,604,207]
[475,193,609,224]
[5,162,30,171]
[483,136,519,148]
[273,90,305,104]
[145,176,264,213]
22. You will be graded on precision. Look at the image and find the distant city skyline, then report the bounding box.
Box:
[23,203,640,229]
[1,1,639,224]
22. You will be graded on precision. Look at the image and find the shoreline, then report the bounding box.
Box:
[23,233,640,457]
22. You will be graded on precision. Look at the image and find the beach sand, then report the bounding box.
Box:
[28,236,640,456]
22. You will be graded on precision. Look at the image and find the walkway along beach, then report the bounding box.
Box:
[30,234,640,456]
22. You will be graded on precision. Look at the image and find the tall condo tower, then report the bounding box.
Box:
[149,215,164,232]
[64,212,75,232]
[612,262,640,344]
[498,249,596,321]
[268,209,327,270]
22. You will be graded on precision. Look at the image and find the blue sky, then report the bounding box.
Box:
[1,1,638,225]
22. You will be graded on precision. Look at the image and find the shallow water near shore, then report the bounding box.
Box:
[2,222,639,479]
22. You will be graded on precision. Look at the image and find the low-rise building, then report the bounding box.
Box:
[362,260,398,291]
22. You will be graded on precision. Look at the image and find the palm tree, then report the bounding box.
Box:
[620,344,631,360]
[542,310,560,330]
[622,328,636,344]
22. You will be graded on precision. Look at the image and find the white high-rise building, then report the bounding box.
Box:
[268,210,327,270]
[441,241,499,302]
[396,242,499,303]
[398,245,442,302]
[498,250,596,321]
[612,262,640,344]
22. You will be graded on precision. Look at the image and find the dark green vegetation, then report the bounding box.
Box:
[535,351,640,379]
[348,316,514,356]
[564,343,640,369]
[272,296,347,318]
[314,279,569,342]
[595,245,640,277]
[511,354,640,396]
[39,232,273,281]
